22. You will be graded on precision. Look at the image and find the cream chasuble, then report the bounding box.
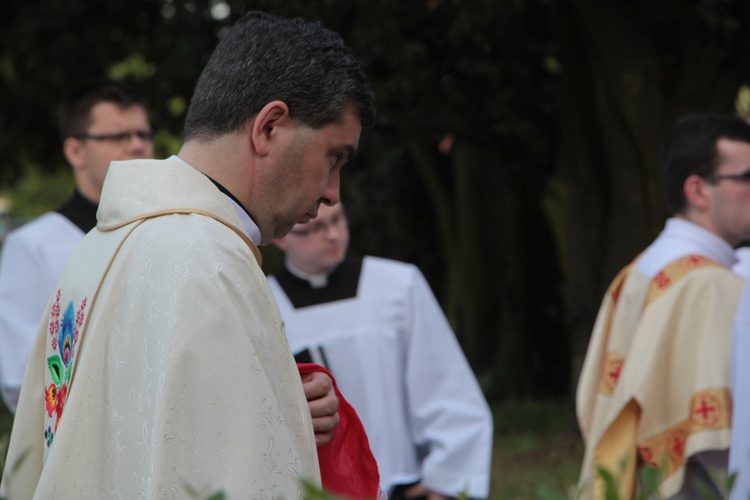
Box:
[577,250,742,499]
[0,159,319,499]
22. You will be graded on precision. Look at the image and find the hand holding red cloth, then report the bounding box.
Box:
[298,363,382,500]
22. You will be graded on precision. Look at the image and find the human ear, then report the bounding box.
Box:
[683,174,711,211]
[250,100,291,157]
[63,137,86,171]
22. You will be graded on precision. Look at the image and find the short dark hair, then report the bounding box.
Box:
[183,11,375,141]
[661,113,750,213]
[59,79,148,141]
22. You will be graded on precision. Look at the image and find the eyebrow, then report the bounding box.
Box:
[343,144,358,161]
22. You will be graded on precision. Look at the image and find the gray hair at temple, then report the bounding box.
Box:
[183,11,375,141]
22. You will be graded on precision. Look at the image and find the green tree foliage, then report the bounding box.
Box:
[0,0,237,186]
[2,167,73,218]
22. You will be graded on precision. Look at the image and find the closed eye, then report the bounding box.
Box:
[330,153,346,168]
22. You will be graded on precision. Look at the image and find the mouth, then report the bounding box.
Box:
[297,212,316,224]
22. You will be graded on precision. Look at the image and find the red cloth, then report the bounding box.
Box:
[298,363,381,499]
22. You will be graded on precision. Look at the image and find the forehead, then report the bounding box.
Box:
[716,138,750,171]
[308,109,362,153]
[88,102,150,130]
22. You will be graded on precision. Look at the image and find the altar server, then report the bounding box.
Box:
[270,202,493,500]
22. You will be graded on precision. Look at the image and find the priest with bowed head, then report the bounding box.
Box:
[0,11,377,499]
[0,81,350,446]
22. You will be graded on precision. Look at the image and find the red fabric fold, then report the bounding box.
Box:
[298,362,381,500]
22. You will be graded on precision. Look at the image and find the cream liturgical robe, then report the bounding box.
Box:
[0,159,319,499]
[577,219,743,499]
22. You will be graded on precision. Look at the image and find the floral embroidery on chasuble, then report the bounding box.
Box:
[38,219,141,463]
[43,290,87,451]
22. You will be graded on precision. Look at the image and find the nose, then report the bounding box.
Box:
[325,223,344,241]
[319,169,340,207]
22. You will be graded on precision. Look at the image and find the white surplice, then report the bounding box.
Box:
[268,256,493,498]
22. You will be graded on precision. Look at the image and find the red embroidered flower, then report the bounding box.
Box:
[54,383,67,431]
[74,297,87,343]
[51,290,61,317]
[49,290,62,342]
[45,384,57,417]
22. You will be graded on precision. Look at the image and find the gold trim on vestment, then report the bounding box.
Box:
[608,262,634,305]
[67,219,146,392]
[636,388,732,480]
[97,209,262,266]
[645,255,718,305]
[598,353,625,396]
[68,209,262,391]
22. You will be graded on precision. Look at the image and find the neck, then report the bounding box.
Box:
[178,133,253,207]
[72,176,101,205]
[676,211,736,247]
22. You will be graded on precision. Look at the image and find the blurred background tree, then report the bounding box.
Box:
[1,0,750,404]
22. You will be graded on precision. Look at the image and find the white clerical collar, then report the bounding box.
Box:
[285,259,334,288]
[217,194,262,245]
[168,155,262,245]
[636,217,737,277]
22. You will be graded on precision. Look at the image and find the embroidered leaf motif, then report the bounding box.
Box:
[47,355,63,386]
[58,301,76,367]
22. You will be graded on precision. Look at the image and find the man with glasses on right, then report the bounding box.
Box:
[577,113,750,499]
[0,79,154,413]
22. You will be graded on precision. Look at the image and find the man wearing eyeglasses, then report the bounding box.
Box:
[268,202,494,500]
[0,79,153,414]
[577,113,750,499]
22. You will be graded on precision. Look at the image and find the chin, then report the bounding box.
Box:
[275,226,294,239]
[327,254,346,267]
